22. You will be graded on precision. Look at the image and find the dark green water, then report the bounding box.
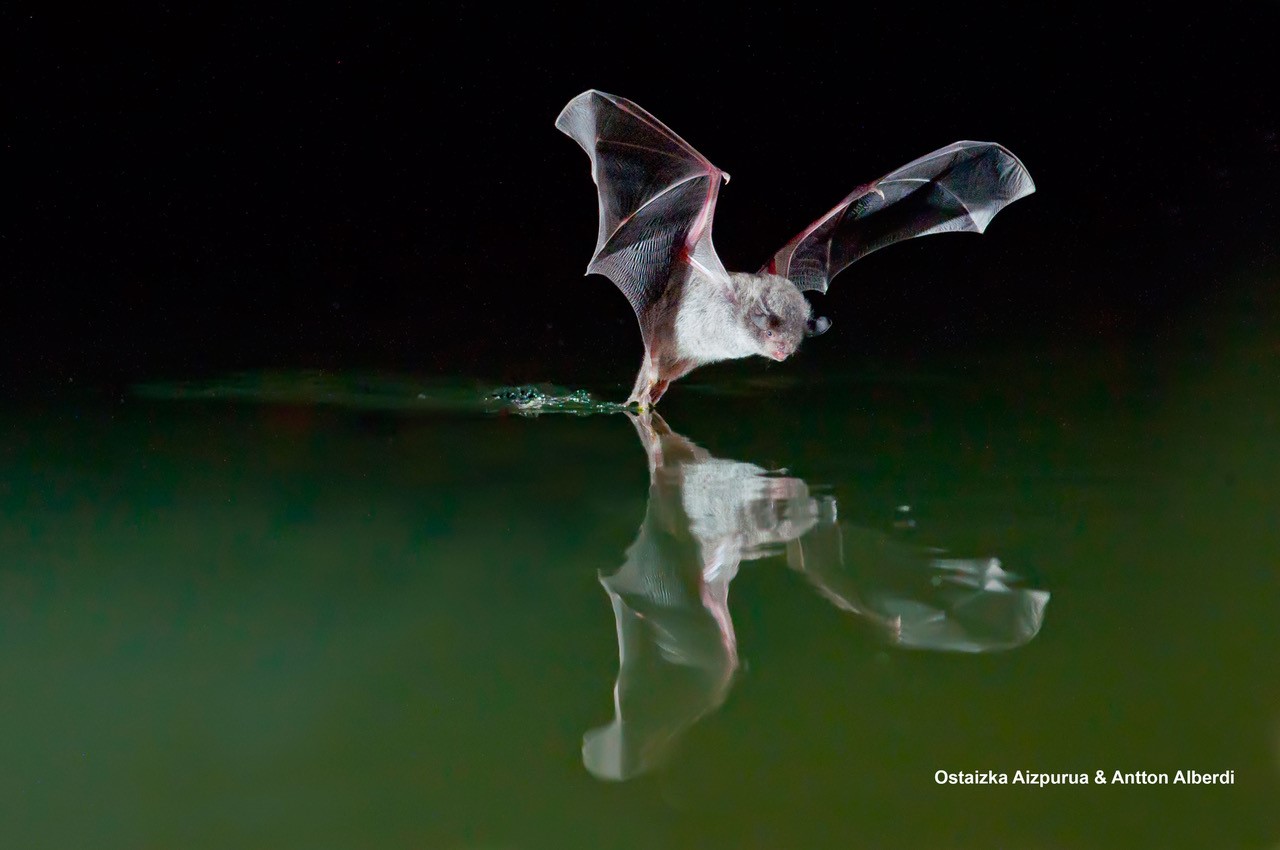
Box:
[3,293,1278,847]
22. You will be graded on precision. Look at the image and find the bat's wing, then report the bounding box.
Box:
[764,141,1035,293]
[556,90,731,317]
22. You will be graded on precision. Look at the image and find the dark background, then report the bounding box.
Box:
[6,3,1279,392]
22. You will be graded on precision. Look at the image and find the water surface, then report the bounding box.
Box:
[2,315,1278,847]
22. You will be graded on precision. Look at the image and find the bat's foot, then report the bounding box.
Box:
[627,351,669,411]
[626,386,658,411]
[626,381,667,411]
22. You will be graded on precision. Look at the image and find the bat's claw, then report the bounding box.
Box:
[625,358,664,410]
[625,388,655,411]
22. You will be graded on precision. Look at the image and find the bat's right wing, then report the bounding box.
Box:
[556,90,731,318]
[765,141,1035,293]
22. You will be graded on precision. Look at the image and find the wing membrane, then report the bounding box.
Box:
[766,141,1035,292]
[557,90,730,315]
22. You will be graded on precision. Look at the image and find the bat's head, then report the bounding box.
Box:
[748,275,815,362]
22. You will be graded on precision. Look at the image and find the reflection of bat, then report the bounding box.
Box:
[583,412,819,781]
[556,90,1036,407]
[584,412,1050,781]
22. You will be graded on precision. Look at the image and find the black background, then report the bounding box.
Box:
[7,3,1279,390]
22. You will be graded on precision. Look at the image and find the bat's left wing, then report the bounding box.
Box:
[764,141,1035,293]
[556,90,731,322]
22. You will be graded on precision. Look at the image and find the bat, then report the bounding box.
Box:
[556,90,1036,407]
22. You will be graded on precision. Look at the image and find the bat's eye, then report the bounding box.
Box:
[765,330,774,338]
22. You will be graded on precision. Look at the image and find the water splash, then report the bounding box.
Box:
[486,384,628,415]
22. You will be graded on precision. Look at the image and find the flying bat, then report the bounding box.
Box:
[556,90,1036,408]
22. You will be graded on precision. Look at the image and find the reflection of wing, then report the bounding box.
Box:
[556,90,731,318]
[583,415,736,782]
[765,141,1036,293]
[583,413,817,781]
[872,557,1050,652]
[790,526,1049,652]
[583,523,738,782]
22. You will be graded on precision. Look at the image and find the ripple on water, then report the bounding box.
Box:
[132,371,629,416]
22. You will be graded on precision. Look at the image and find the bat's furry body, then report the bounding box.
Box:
[630,270,811,404]
[556,90,1035,407]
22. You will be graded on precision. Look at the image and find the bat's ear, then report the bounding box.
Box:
[806,316,832,337]
[750,303,771,331]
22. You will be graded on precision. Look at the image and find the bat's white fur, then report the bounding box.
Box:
[674,271,811,365]
[626,271,813,406]
[674,273,762,363]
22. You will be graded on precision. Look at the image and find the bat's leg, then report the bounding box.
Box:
[626,353,659,409]
[627,354,688,408]
[625,373,651,409]
[647,359,692,407]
